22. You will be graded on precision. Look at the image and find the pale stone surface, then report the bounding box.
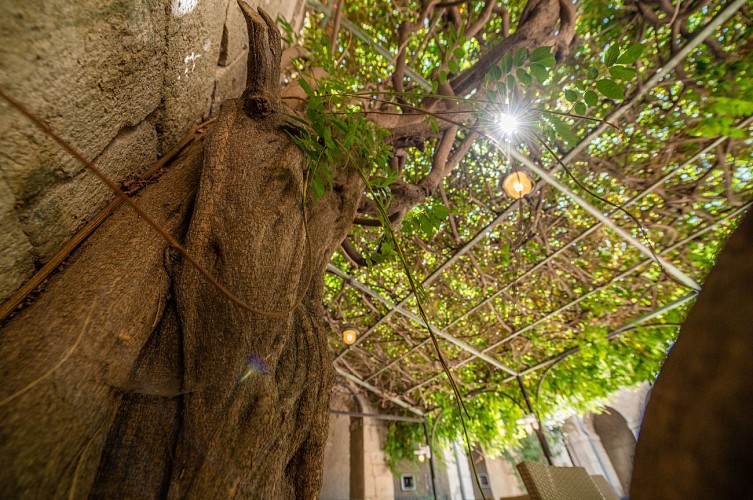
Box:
[211,52,248,116]
[0,181,35,300]
[320,414,351,500]
[219,0,249,67]
[0,0,302,304]
[562,415,623,496]
[159,0,226,150]
[261,0,307,30]
[350,395,395,500]
[485,453,526,498]
[0,1,166,198]
[18,121,159,261]
[605,382,650,437]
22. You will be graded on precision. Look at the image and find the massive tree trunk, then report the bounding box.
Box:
[631,209,753,499]
[0,7,362,498]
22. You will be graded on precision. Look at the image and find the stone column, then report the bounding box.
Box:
[349,397,395,499]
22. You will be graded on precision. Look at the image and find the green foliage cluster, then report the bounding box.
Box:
[282,0,753,469]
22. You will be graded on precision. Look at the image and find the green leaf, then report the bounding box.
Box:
[489,64,502,82]
[454,47,465,59]
[564,89,579,102]
[584,90,599,106]
[516,68,532,85]
[298,76,313,96]
[616,43,645,65]
[430,204,450,221]
[530,46,552,63]
[549,116,578,145]
[596,79,624,100]
[709,97,753,117]
[530,62,549,83]
[448,59,459,74]
[605,44,620,67]
[514,47,528,66]
[574,102,587,115]
[691,116,748,138]
[501,53,513,73]
[540,54,557,68]
[609,65,637,81]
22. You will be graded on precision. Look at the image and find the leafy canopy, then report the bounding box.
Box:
[282,0,753,460]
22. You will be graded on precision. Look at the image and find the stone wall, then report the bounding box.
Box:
[321,413,351,500]
[0,0,305,304]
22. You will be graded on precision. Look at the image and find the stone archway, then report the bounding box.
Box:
[593,406,636,495]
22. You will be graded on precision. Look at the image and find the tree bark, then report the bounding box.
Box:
[631,208,753,499]
[0,6,362,498]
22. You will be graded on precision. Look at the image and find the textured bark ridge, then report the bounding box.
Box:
[0,5,362,498]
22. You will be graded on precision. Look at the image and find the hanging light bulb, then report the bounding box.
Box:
[342,327,358,345]
[502,168,534,199]
[414,445,431,463]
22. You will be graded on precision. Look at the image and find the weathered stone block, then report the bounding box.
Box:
[0,1,167,201]
[261,0,307,30]
[211,51,248,116]
[159,0,227,150]
[0,0,303,303]
[0,181,34,302]
[219,0,250,67]
[19,121,158,262]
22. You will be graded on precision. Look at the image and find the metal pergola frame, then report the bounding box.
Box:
[359,123,751,385]
[314,0,749,413]
[404,201,751,394]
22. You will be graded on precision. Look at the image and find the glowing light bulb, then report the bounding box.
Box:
[502,170,534,199]
[343,328,358,345]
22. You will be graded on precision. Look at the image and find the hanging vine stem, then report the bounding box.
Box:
[0,88,315,320]
[284,81,675,493]
[532,132,697,292]
[329,136,488,499]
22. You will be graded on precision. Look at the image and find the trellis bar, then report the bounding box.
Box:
[558,0,748,166]
[334,200,520,361]
[364,128,750,382]
[324,0,745,356]
[508,147,701,291]
[329,410,425,423]
[327,264,518,375]
[404,202,750,393]
[509,292,698,381]
[336,367,425,415]
[315,0,747,394]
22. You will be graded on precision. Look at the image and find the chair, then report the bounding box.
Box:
[516,462,618,500]
[590,474,620,500]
